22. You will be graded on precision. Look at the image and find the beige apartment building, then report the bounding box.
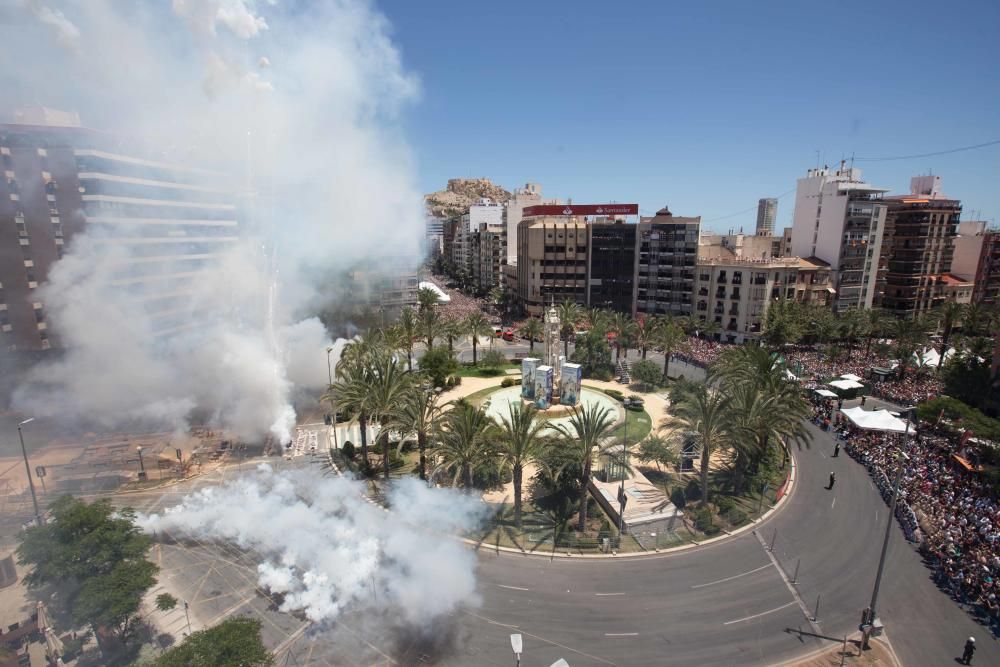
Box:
[694,256,802,343]
[472,223,505,290]
[516,216,588,316]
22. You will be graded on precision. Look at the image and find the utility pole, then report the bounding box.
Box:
[617,407,628,537]
[862,425,911,649]
[17,418,41,525]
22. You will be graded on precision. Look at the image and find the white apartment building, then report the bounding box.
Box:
[454,197,505,277]
[790,164,888,311]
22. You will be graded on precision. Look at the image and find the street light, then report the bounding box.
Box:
[861,413,913,649]
[509,633,522,667]
[17,417,41,526]
[136,446,146,481]
[325,346,339,451]
[617,408,629,537]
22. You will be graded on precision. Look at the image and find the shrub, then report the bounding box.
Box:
[341,441,355,460]
[716,496,736,514]
[728,509,748,526]
[685,478,702,501]
[629,359,662,389]
[501,377,514,387]
[692,505,714,532]
[670,486,687,509]
[604,389,625,402]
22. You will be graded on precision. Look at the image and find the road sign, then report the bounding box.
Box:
[175,448,182,461]
[35,466,45,478]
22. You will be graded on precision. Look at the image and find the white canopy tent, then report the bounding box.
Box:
[828,379,865,391]
[840,406,909,433]
[814,388,838,398]
[840,373,863,382]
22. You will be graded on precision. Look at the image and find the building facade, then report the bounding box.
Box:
[694,257,801,343]
[878,176,960,318]
[634,207,700,318]
[504,183,543,265]
[790,164,888,311]
[586,222,637,314]
[1,118,239,351]
[472,222,506,291]
[756,197,777,236]
[516,216,588,316]
[951,220,1000,306]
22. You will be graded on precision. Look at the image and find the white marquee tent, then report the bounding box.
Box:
[814,388,838,398]
[840,373,863,382]
[828,379,865,391]
[840,406,909,433]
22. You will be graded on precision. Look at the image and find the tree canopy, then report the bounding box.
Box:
[150,617,273,667]
[17,496,158,642]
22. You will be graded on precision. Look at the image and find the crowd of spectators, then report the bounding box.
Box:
[817,402,1000,628]
[673,337,943,406]
[427,275,496,323]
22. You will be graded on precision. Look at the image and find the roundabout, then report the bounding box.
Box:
[480,385,624,432]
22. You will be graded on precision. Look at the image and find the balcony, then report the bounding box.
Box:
[715,289,726,299]
[730,289,741,300]
[717,275,727,284]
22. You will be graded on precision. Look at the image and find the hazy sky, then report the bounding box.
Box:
[379,0,999,232]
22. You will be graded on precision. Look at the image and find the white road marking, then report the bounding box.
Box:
[595,592,625,596]
[723,601,798,625]
[691,563,773,589]
[497,584,530,591]
[831,496,836,509]
[604,632,639,637]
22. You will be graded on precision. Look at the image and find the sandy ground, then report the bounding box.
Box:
[782,634,899,666]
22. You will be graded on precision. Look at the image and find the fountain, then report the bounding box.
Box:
[520,304,583,410]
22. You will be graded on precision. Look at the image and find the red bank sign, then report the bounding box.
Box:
[522,204,639,217]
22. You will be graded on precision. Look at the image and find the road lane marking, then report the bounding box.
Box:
[463,611,616,665]
[691,563,772,589]
[753,530,822,633]
[497,584,530,591]
[595,592,625,596]
[831,496,836,509]
[723,601,798,625]
[604,632,639,636]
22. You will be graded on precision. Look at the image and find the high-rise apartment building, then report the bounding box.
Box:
[454,197,504,278]
[790,164,888,311]
[1,115,239,351]
[472,222,505,290]
[952,221,1000,306]
[878,176,961,318]
[756,198,777,236]
[634,207,700,318]
[504,183,543,265]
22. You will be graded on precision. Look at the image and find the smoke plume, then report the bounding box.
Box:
[138,465,486,625]
[1,1,424,441]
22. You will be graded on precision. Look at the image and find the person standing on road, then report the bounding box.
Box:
[828,472,836,489]
[962,636,976,664]
[833,442,840,458]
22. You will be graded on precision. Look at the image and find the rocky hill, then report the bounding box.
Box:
[425,178,511,219]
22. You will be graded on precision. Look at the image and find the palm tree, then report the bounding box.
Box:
[557,299,581,358]
[519,317,543,353]
[495,403,551,529]
[660,383,731,504]
[710,345,786,388]
[555,403,618,532]
[696,316,722,342]
[394,385,443,481]
[329,336,385,467]
[865,308,888,355]
[441,317,465,354]
[633,316,659,359]
[936,301,965,369]
[433,402,494,487]
[465,312,493,365]
[838,307,867,348]
[417,286,441,313]
[611,312,637,361]
[655,320,686,380]
[586,307,613,337]
[420,307,440,351]
[364,351,414,479]
[488,286,505,319]
[395,307,419,370]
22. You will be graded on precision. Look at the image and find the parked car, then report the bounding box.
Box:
[502,329,515,341]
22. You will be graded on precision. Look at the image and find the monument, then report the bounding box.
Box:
[542,304,564,389]
[521,357,539,399]
[520,303,581,408]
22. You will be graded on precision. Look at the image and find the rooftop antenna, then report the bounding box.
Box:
[849,152,856,170]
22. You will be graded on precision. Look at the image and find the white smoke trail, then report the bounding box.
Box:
[138,466,486,625]
[2,1,424,440]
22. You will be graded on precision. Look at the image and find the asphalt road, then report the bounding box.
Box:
[103,404,999,666]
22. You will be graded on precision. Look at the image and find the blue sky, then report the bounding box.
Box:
[378,0,999,232]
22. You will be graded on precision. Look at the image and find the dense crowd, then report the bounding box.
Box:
[428,274,496,322]
[674,337,943,406]
[819,405,1000,627]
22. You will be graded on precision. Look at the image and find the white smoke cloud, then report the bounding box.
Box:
[20,1,80,46]
[138,466,486,625]
[3,1,424,442]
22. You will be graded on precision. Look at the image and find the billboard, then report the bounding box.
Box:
[522,203,639,217]
[534,365,553,410]
[521,358,540,399]
[560,362,582,406]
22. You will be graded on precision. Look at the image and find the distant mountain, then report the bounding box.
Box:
[425,178,511,219]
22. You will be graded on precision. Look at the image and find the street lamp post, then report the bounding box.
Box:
[17,418,41,526]
[325,346,339,451]
[617,407,629,537]
[861,417,912,649]
[136,446,146,481]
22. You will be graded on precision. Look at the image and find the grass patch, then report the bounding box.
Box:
[608,406,653,443]
[455,361,519,377]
